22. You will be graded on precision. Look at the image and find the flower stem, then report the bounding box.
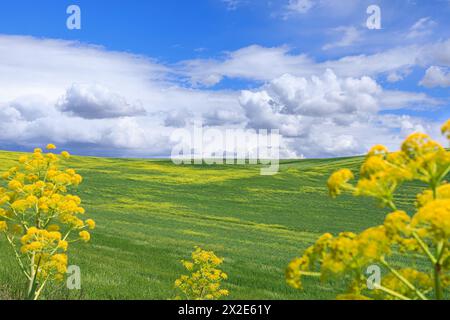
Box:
[380,258,428,300]
[434,241,444,300]
[411,232,437,265]
[373,284,411,301]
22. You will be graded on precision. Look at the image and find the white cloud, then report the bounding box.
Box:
[386,68,412,83]
[407,17,437,39]
[418,39,450,67]
[379,90,439,110]
[0,34,446,159]
[179,45,314,87]
[420,66,450,88]
[322,26,361,50]
[282,0,361,19]
[238,70,442,157]
[57,84,146,119]
[179,40,450,87]
[266,70,381,117]
[0,35,169,104]
[0,34,241,156]
[164,109,194,128]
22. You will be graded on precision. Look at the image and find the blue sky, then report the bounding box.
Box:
[0,0,449,158]
[1,1,449,60]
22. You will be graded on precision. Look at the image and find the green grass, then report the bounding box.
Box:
[0,150,421,300]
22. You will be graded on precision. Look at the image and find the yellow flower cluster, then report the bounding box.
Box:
[327,129,450,209]
[286,227,390,293]
[288,119,450,300]
[327,169,354,197]
[0,145,96,300]
[20,227,67,254]
[175,247,229,300]
[35,253,68,281]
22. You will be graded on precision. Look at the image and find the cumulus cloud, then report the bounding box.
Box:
[164,109,193,128]
[203,108,246,126]
[57,84,146,119]
[420,66,450,88]
[0,34,241,156]
[267,70,380,116]
[238,70,442,157]
[239,70,382,140]
[0,34,447,159]
[1,95,55,122]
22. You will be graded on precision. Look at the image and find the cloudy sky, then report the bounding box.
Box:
[0,0,449,158]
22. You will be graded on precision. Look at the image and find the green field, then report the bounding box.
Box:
[0,150,421,300]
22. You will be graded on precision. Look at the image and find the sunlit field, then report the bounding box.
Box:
[0,150,423,300]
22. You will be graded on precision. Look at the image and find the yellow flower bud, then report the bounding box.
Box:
[46,144,57,150]
[85,219,96,230]
[0,221,8,232]
[79,231,91,242]
[61,151,70,159]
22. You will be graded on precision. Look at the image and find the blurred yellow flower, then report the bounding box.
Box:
[327,169,354,197]
[0,221,7,232]
[61,151,70,159]
[46,144,57,150]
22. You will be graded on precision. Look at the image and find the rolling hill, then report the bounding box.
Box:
[0,150,421,300]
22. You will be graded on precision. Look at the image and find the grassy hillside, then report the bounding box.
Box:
[0,150,421,300]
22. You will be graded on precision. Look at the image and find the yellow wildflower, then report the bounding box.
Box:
[46,144,57,150]
[368,145,389,156]
[412,199,450,242]
[289,119,450,300]
[58,240,69,251]
[0,221,7,232]
[417,184,450,207]
[442,119,450,139]
[0,146,94,299]
[79,231,91,242]
[327,169,354,197]
[175,247,229,300]
[61,151,70,159]
[19,155,28,164]
[85,219,96,230]
[47,224,60,232]
[8,180,23,191]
